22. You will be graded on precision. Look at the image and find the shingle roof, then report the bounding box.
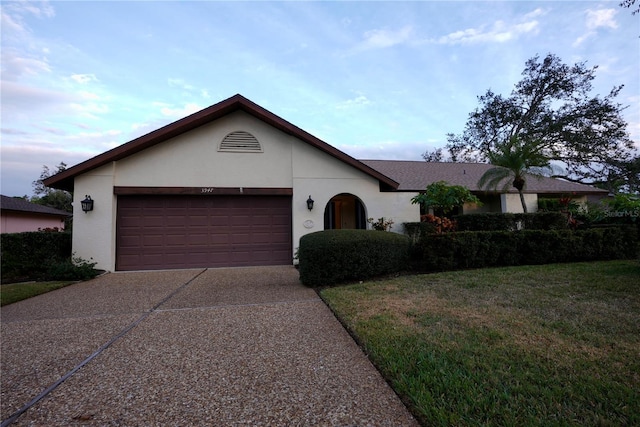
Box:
[0,195,70,216]
[360,160,608,195]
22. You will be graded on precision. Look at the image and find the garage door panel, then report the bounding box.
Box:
[117,195,292,271]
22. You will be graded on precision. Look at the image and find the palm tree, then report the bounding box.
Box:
[478,136,551,213]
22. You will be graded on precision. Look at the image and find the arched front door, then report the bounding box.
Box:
[324,193,367,230]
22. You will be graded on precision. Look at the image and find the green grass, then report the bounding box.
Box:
[1,281,77,306]
[320,260,640,427]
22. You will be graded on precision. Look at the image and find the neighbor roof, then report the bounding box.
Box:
[361,160,609,195]
[44,94,399,192]
[0,195,70,216]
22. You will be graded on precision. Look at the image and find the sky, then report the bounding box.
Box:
[1,0,639,197]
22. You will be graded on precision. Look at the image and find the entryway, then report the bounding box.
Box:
[323,193,367,230]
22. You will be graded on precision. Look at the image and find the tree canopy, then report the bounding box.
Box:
[446,53,636,191]
[411,181,481,215]
[31,162,72,213]
[619,0,639,15]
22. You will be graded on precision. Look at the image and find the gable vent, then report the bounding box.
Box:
[219,131,262,153]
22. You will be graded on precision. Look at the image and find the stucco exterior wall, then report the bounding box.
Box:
[501,193,538,213]
[73,164,117,270]
[0,212,65,233]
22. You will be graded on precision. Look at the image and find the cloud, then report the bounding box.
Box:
[6,0,55,19]
[435,18,539,45]
[336,94,371,110]
[168,78,194,91]
[71,73,98,84]
[359,25,413,50]
[338,140,426,161]
[159,103,203,118]
[573,8,618,47]
[1,48,51,80]
[586,8,618,30]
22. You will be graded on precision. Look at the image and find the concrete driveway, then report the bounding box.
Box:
[1,266,418,426]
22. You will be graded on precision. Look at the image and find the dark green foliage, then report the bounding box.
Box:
[414,227,638,272]
[298,229,411,287]
[454,212,568,231]
[1,232,71,282]
[1,232,99,283]
[45,257,98,281]
[403,222,438,240]
[411,181,481,215]
[446,54,633,188]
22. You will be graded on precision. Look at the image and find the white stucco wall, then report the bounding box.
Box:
[71,111,420,271]
[72,163,117,269]
[501,193,538,213]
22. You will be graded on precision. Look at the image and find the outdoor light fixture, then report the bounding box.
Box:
[81,195,94,213]
[306,195,314,211]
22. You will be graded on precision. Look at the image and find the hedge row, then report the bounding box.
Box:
[298,229,410,287]
[414,227,638,272]
[297,226,638,286]
[1,232,72,283]
[454,212,568,231]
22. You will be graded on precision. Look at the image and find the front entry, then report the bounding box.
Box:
[324,193,367,230]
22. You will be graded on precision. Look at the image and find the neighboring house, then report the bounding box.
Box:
[43,94,607,272]
[361,160,608,214]
[0,195,69,233]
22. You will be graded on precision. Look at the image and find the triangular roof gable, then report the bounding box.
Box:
[44,94,399,191]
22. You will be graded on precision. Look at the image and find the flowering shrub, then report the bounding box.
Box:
[420,214,457,233]
[368,217,394,231]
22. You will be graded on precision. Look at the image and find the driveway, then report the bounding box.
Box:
[1,266,418,426]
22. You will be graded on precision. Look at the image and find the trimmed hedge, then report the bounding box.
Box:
[414,227,638,272]
[454,212,568,231]
[298,229,411,287]
[1,232,72,283]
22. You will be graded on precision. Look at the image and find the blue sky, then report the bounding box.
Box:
[1,0,638,197]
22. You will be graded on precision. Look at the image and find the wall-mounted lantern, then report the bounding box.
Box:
[81,195,94,213]
[306,195,314,211]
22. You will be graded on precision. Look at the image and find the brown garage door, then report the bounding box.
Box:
[116,195,292,271]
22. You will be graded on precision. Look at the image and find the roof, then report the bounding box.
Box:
[43,94,399,192]
[360,160,609,195]
[0,195,71,216]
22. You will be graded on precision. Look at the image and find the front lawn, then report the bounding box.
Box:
[321,260,640,426]
[1,281,77,306]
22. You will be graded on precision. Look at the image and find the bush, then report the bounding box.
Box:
[454,212,568,231]
[1,232,72,283]
[45,256,99,281]
[1,232,100,283]
[413,227,638,272]
[298,229,411,287]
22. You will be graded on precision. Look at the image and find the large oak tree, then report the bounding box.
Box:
[446,54,636,192]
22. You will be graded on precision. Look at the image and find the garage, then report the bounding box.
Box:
[116,195,292,271]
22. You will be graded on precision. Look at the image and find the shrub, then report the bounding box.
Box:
[1,231,72,283]
[403,222,437,241]
[298,229,411,287]
[367,217,395,231]
[44,256,99,281]
[454,212,568,231]
[413,227,638,272]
